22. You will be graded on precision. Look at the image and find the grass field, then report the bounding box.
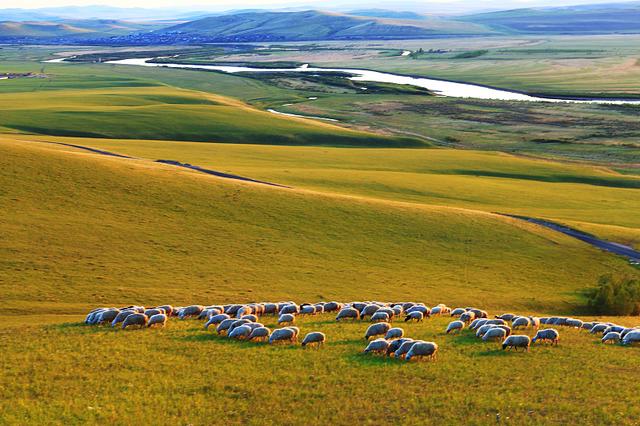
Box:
[1,137,639,424]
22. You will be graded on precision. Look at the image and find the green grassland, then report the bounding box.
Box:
[1,138,639,424]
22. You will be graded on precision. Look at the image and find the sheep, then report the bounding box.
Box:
[621,327,639,339]
[394,340,421,359]
[216,318,237,335]
[363,338,390,355]
[470,309,488,319]
[386,338,413,356]
[111,310,135,327]
[404,311,424,322]
[450,308,466,317]
[493,325,512,337]
[604,325,625,335]
[336,308,360,321]
[622,330,640,346]
[179,305,204,320]
[263,303,278,315]
[147,313,167,328]
[590,323,608,334]
[370,311,390,323]
[248,326,271,342]
[482,327,507,342]
[156,305,173,316]
[532,329,559,345]
[528,317,541,330]
[360,304,381,320]
[144,308,163,318]
[502,335,531,352]
[460,311,476,324]
[512,317,531,330]
[430,306,443,316]
[204,313,230,330]
[227,319,251,335]
[269,327,297,345]
[96,309,119,325]
[484,319,507,326]
[324,301,342,312]
[365,323,391,340]
[565,318,583,329]
[405,342,438,362]
[446,320,465,334]
[300,305,316,316]
[406,305,430,317]
[469,318,486,330]
[121,313,148,330]
[602,332,621,344]
[385,327,405,340]
[228,325,253,340]
[286,326,301,341]
[301,332,326,348]
[392,306,403,316]
[85,308,105,324]
[476,324,497,338]
[582,322,596,331]
[279,304,299,316]
[314,304,325,314]
[245,322,264,331]
[241,314,258,323]
[495,313,516,322]
[437,305,452,315]
[278,314,296,326]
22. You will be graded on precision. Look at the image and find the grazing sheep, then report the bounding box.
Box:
[406,305,430,317]
[228,325,253,340]
[404,311,424,322]
[469,318,487,330]
[405,342,438,362]
[460,311,476,324]
[278,314,295,326]
[482,327,508,342]
[365,323,391,340]
[371,311,390,323]
[179,305,204,320]
[300,305,316,315]
[622,330,640,346]
[582,322,596,331]
[493,325,512,337]
[324,301,342,312]
[216,318,237,335]
[495,313,516,322]
[248,326,271,342]
[394,340,422,359]
[512,317,531,330]
[147,313,167,328]
[602,332,621,344]
[470,309,488,319]
[336,308,360,321]
[385,328,405,340]
[430,306,442,316]
[111,310,135,327]
[485,319,507,326]
[96,309,119,325]
[446,320,465,334]
[590,324,608,334]
[156,305,173,316]
[245,322,264,331]
[227,319,251,335]
[269,327,297,345]
[363,338,390,355]
[204,314,230,330]
[263,303,278,315]
[279,304,299,316]
[392,306,403,316]
[604,325,625,335]
[476,324,497,338]
[144,308,163,318]
[528,317,541,329]
[314,304,325,314]
[360,304,381,320]
[85,308,105,324]
[565,318,583,329]
[301,332,326,348]
[122,313,148,330]
[621,328,639,339]
[286,326,300,340]
[502,335,531,352]
[241,314,258,323]
[532,329,559,345]
[450,308,466,317]
[386,338,413,356]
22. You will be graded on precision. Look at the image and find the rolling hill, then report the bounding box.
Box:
[157,10,492,42]
[0,19,159,39]
[460,2,640,34]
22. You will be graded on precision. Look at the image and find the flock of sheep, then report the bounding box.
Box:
[84,301,640,361]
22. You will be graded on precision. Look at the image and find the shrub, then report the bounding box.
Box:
[587,275,640,316]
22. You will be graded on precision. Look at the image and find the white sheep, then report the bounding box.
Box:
[482,327,507,342]
[502,335,531,352]
[532,328,559,345]
[601,331,621,344]
[365,322,391,340]
[384,327,404,340]
[405,341,438,361]
[363,338,389,355]
[446,320,465,334]
[147,313,167,328]
[278,313,295,326]
[301,332,326,348]
[121,313,148,330]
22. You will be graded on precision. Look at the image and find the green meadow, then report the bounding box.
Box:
[1,40,639,424]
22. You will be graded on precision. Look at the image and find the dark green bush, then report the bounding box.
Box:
[587,275,640,316]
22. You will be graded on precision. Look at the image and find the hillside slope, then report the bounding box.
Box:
[1,137,634,316]
[0,19,156,38]
[159,10,490,41]
[460,3,640,34]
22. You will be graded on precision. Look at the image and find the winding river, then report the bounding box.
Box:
[97,57,640,105]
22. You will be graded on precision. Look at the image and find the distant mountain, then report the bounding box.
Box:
[0,6,202,22]
[155,10,490,42]
[0,19,160,39]
[347,9,426,20]
[459,2,640,33]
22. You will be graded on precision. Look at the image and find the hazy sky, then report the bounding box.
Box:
[1,0,624,11]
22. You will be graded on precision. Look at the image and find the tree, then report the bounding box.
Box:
[587,275,640,316]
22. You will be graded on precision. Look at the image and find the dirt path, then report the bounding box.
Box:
[504,214,640,263]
